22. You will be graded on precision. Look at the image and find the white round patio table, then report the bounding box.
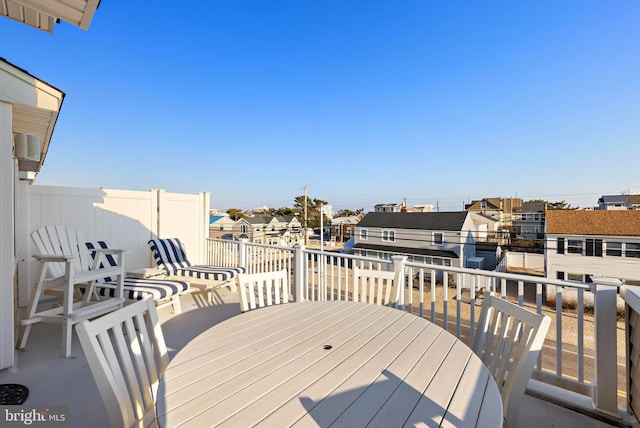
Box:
[156,300,502,427]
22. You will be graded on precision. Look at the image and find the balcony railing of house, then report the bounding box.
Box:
[205,238,635,425]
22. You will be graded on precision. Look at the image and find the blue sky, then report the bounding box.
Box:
[2,1,639,212]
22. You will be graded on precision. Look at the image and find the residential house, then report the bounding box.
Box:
[330,215,360,242]
[597,191,640,210]
[277,215,304,246]
[353,211,480,268]
[232,215,303,246]
[512,201,546,240]
[465,197,522,243]
[545,210,640,285]
[374,202,404,213]
[209,214,236,239]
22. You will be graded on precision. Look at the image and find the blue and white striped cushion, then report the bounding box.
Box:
[173,266,245,281]
[147,238,191,274]
[85,240,119,283]
[91,278,190,301]
[148,237,245,280]
[85,240,190,301]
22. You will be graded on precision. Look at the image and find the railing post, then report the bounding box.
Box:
[591,276,621,417]
[238,239,248,272]
[392,256,407,310]
[293,244,306,302]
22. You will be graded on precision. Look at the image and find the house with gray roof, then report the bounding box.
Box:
[353,211,480,268]
[232,215,303,246]
[597,192,640,210]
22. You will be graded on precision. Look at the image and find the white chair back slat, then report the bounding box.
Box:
[353,267,400,307]
[238,270,290,312]
[76,297,168,428]
[472,294,551,428]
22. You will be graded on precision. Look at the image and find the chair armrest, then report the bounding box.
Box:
[90,249,127,272]
[92,248,127,255]
[35,254,76,262]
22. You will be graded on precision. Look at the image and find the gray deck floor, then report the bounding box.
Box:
[0,287,616,427]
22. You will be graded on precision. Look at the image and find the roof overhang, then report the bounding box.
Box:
[0,0,100,33]
[0,57,65,174]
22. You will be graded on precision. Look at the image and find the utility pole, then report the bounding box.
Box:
[304,185,308,245]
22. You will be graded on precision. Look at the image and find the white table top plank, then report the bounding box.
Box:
[402,340,474,427]
[226,311,439,427]
[440,351,495,428]
[337,329,457,428]
[159,302,402,425]
[156,301,502,428]
[304,325,452,428]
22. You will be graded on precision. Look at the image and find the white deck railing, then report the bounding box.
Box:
[206,238,628,422]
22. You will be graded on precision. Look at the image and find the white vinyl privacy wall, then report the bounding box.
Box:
[15,184,210,305]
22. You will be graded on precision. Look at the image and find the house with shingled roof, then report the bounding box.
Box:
[544,210,640,285]
[353,211,480,268]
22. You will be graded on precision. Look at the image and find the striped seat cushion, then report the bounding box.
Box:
[148,238,245,280]
[174,266,245,281]
[85,241,190,301]
[91,278,190,301]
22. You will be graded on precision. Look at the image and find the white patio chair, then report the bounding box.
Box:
[237,269,290,312]
[148,238,244,302]
[75,296,169,428]
[17,226,126,357]
[472,293,551,428]
[352,266,401,306]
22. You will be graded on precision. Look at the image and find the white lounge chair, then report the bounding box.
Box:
[148,238,244,302]
[17,226,126,357]
[237,269,290,312]
[75,296,169,428]
[85,241,190,313]
[472,293,551,428]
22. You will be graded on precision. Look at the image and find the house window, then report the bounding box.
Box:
[481,201,487,209]
[360,229,368,240]
[240,224,248,234]
[557,271,565,280]
[606,242,622,257]
[585,239,603,257]
[557,237,564,254]
[567,239,583,254]
[567,273,583,282]
[627,243,640,258]
[382,229,395,242]
[433,232,443,246]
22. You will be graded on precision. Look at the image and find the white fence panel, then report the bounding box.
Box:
[157,190,209,265]
[16,185,208,305]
